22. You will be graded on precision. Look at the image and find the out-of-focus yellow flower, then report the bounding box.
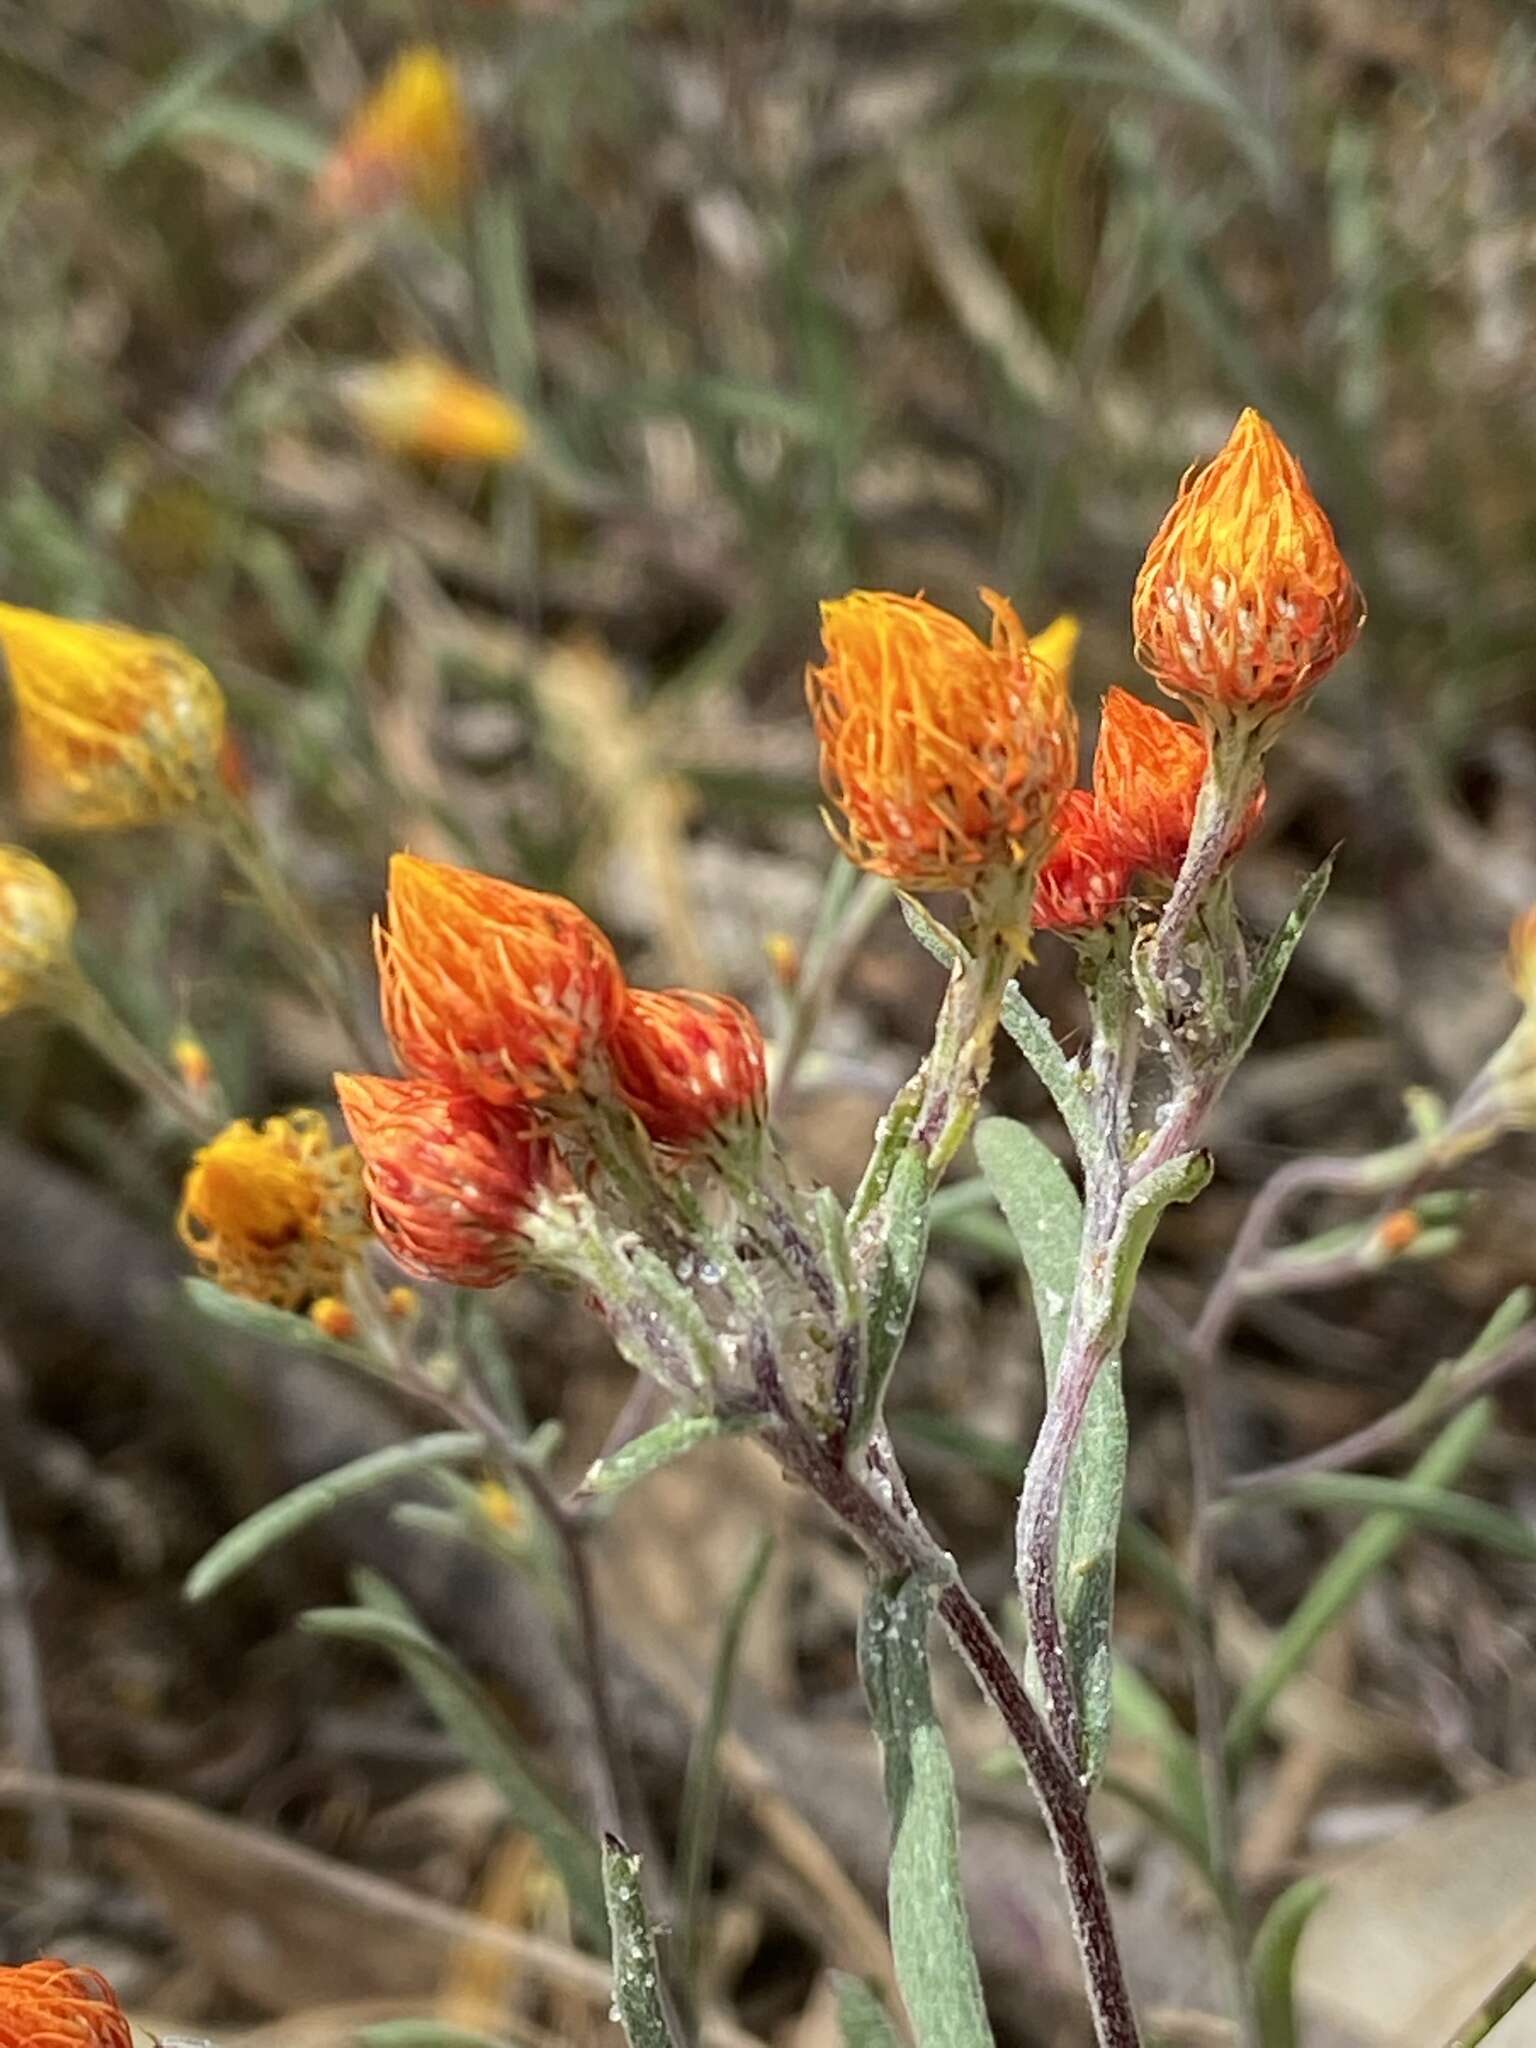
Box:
[338,355,528,464]
[0,604,226,829]
[178,1109,366,1310]
[1030,613,1080,691]
[309,1295,358,1341]
[477,1478,524,1532]
[312,45,472,219]
[171,1031,215,1096]
[385,1284,421,1320]
[805,589,1078,896]
[1132,409,1363,727]
[0,846,77,1017]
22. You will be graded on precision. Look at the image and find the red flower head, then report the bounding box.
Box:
[1132,408,1363,725]
[1092,687,1266,880]
[1033,791,1134,934]
[612,988,768,1148]
[376,854,625,1105]
[0,1959,134,2048]
[806,589,1077,893]
[335,1074,555,1287]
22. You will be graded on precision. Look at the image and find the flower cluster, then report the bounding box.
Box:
[337,855,768,1288]
[312,44,472,219]
[0,604,226,830]
[0,1959,134,2048]
[178,1110,368,1310]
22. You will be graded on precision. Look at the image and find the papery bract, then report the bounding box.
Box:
[612,987,767,1148]
[0,1959,134,2048]
[806,589,1077,894]
[0,846,76,1016]
[1092,687,1265,879]
[1033,790,1133,934]
[178,1109,366,1309]
[0,605,226,829]
[1132,408,1362,723]
[377,854,625,1104]
[335,1073,554,1287]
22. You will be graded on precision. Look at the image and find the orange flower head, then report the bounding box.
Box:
[612,988,768,1149]
[0,846,77,1016]
[1132,409,1363,722]
[377,854,625,1105]
[312,45,472,219]
[1092,687,1266,879]
[178,1109,367,1309]
[806,589,1078,893]
[1033,791,1134,934]
[0,604,226,829]
[0,1958,134,2048]
[338,355,528,465]
[335,1073,555,1288]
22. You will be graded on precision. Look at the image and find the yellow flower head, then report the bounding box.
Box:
[313,45,472,219]
[338,355,528,465]
[1132,409,1363,727]
[178,1109,367,1310]
[0,846,76,1016]
[805,589,1078,894]
[0,605,226,829]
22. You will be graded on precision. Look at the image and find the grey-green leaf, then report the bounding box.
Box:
[858,1577,994,2048]
[184,1433,485,1602]
[304,1573,607,1943]
[1233,852,1335,1065]
[974,1117,1124,1781]
[602,1835,678,2048]
[999,983,1095,1156]
[854,1146,934,1447]
[580,1414,733,1498]
[357,2027,509,2048]
[835,1973,908,2048]
[183,1276,369,1364]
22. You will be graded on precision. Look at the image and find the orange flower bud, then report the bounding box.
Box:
[1092,687,1266,879]
[0,1959,134,2048]
[338,355,528,465]
[612,988,768,1148]
[335,1074,554,1287]
[385,1284,421,1319]
[1033,791,1133,934]
[806,589,1077,893]
[764,932,800,993]
[1374,1209,1422,1257]
[0,604,226,829]
[376,854,625,1104]
[170,1031,215,1095]
[312,45,472,219]
[178,1109,366,1309]
[1132,409,1363,723]
[0,846,77,1016]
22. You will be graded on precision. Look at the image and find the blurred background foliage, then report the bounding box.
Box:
[2,2,1536,2044]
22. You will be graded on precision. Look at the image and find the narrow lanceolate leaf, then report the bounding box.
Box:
[854,1146,933,1448]
[999,982,1095,1157]
[184,1432,484,1602]
[357,2027,509,2048]
[1251,1875,1328,2048]
[602,1835,678,2048]
[303,1572,608,1944]
[1233,851,1335,1065]
[858,1577,994,2048]
[974,1117,1123,1781]
[834,1972,908,2048]
[580,1413,734,1498]
[1102,1150,1212,1339]
[183,1275,369,1364]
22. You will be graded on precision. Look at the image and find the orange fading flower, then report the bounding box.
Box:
[178,1109,367,1309]
[612,988,767,1148]
[335,1074,554,1287]
[0,604,226,829]
[1132,409,1363,723]
[377,854,625,1105]
[1092,687,1265,879]
[806,589,1077,894]
[0,1958,134,2048]
[338,355,528,465]
[312,45,472,219]
[1033,791,1133,934]
[0,846,77,1016]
